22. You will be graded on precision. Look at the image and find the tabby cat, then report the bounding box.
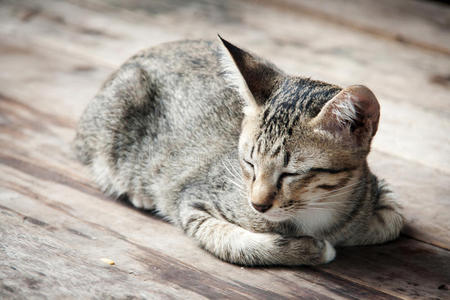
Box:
[73,36,403,266]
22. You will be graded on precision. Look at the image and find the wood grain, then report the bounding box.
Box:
[0,3,449,249]
[1,0,449,298]
[255,0,450,55]
[0,164,390,300]
[1,158,448,299]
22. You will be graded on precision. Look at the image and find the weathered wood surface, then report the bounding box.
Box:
[0,0,449,299]
[257,0,450,55]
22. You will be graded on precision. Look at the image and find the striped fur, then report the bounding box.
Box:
[74,38,403,266]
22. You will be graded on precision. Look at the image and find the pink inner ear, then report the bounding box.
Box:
[345,85,380,137]
[315,85,380,138]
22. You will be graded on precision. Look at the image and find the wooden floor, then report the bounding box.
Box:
[0,0,449,298]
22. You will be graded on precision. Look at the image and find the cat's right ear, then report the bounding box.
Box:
[311,85,380,147]
[217,35,282,116]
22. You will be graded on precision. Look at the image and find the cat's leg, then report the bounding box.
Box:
[364,192,403,245]
[179,201,335,266]
[343,189,403,246]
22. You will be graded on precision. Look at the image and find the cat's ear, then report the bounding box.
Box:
[311,85,380,146]
[217,35,282,116]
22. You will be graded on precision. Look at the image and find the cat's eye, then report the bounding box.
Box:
[243,159,256,181]
[277,172,300,189]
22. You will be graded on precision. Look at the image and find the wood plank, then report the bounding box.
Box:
[2,159,449,299]
[369,151,450,250]
[322,237,450,299]
[256,0,450,55]
[0,207,210,300]
[0,165,389,300]
[0,1,449,297]
[1,0,449,173]
[0,206,279,299]
[78,0,450,115]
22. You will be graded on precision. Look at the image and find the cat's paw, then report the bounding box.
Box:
[130,195,154,210]
[274,236,335,265]
[321,240,336,263]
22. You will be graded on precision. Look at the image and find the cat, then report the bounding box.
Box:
[73,36,403,266]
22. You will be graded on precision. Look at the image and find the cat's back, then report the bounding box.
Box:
[128,39,242,137]
[131,39,243,155]
[74,40,243,204]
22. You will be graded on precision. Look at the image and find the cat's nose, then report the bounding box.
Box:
[251,176,276,213]
[252,203,272,213]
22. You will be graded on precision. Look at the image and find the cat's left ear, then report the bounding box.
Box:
[217,35,282,116]
[311,85,380,146]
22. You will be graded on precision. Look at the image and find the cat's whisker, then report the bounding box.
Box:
[322,180,364,193]
[306,202,348,207]
[303,205,354,216]
[312,180,364,197]
[228,180,244,191]
[297,188,360,205]
[310,185,366,202]
[223,160,245,186]
[307,203,350,209]
[225,175,246,191]
[222,161,241,181]
[282,182,367,212]
[293,205,346,213]
[228,160,243,179]
[223,160,248,197]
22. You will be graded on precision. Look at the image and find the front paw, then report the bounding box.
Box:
[275,236,336,265]
[129,194,154,210]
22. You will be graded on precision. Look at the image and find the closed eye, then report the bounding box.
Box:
[280,172,301,178]
[243,159,254,169]
[277,172,301,189]
[243,159,255,181]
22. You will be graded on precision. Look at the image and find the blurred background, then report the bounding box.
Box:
[0,0,449,298]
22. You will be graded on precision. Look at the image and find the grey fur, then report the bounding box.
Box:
[74,38,403,266]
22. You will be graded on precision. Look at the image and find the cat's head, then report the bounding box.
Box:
[219,36,380,222]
